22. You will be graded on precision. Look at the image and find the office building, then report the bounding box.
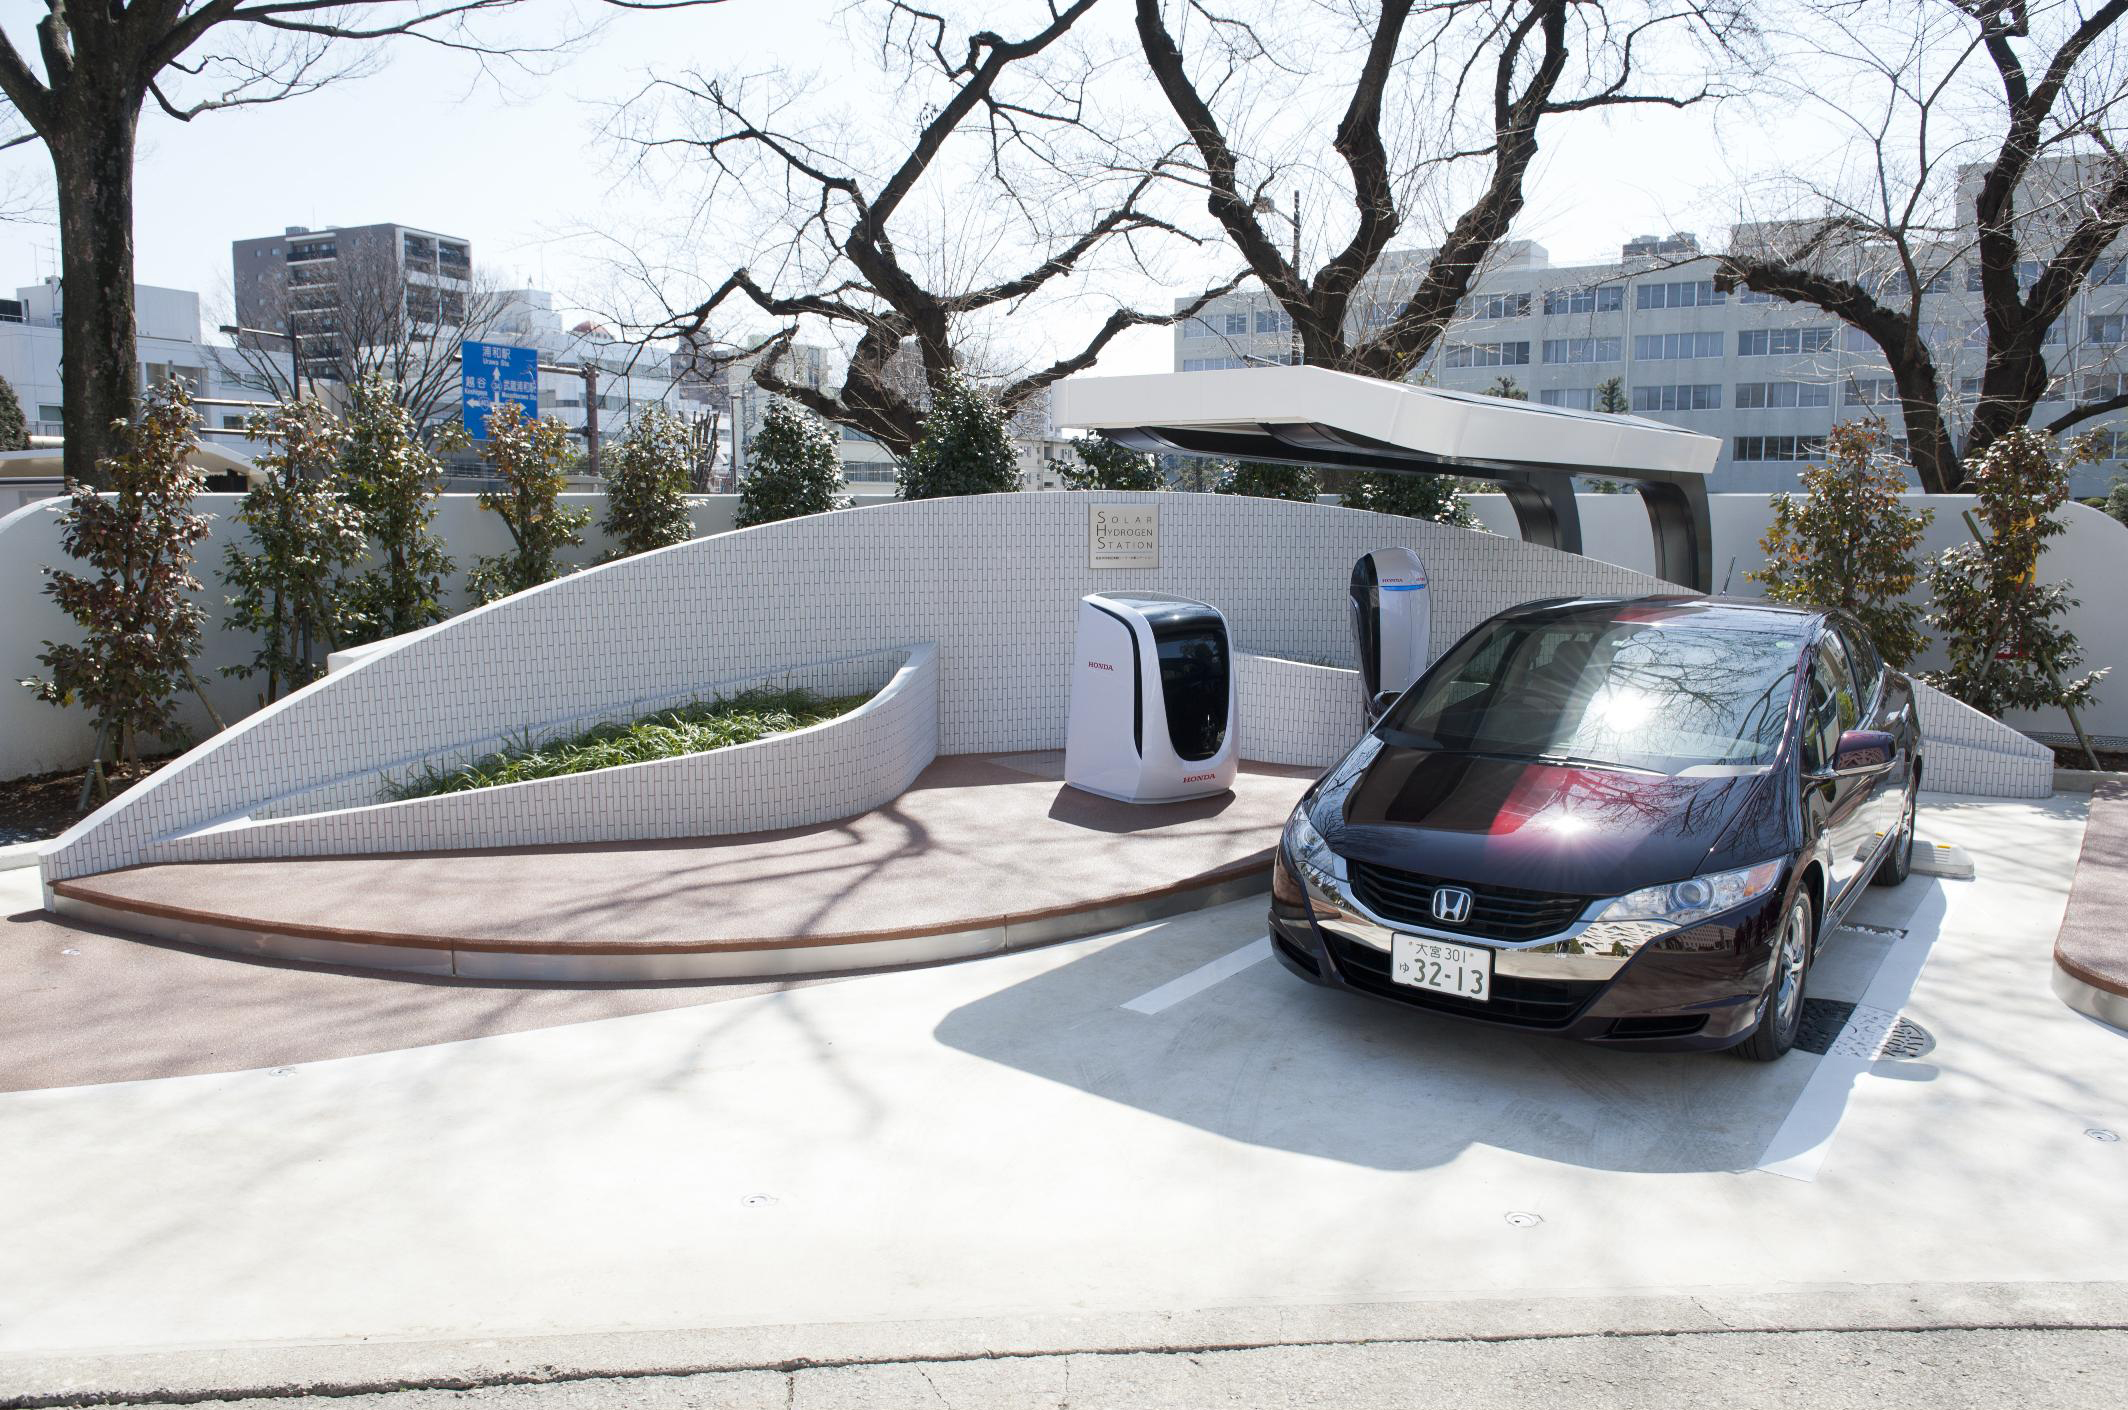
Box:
[232,223,472,381]
[1174,229,2128,496]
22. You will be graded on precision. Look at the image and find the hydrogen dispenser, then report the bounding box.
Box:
[1065,592,1240,803]
[1349,547,1431,721]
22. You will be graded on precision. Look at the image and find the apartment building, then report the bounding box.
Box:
[232,222,472,381]
[1173,234,2128,496]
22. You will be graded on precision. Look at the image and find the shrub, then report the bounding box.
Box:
[1595,377,1629,415]
[2102,474,2128,528]
[338,375,454,645]
[1923,427,2105,716]
[1217,459,1320,501]
[738,400,850,527]
[466,401,590,604]
[383,687,869,799]
[601,405,697,557]
[1485,375,1529,401]
[897,371,1018,499]
[1062,437,1162,491]
[21,380,212,768]
[1749,418,1933,667]
[220,399,368,703]
[1339,470,1477,527]
[0,373,27,451]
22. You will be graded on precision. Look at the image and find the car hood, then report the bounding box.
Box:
[1322,741,1774,899]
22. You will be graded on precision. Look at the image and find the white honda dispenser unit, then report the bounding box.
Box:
[1065,592,1240,803]
[1349,547,1431,721]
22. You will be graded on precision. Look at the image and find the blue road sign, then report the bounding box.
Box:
[462,341,539,439]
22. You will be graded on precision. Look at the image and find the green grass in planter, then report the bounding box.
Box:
[382,687,873,800]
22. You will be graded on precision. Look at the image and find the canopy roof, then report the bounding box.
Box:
[1052,366,1717,479]
[1053,366,1716,591]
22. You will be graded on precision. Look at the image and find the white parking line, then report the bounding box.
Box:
[1121,937,1272,1015]
[1756,924,1937,1182]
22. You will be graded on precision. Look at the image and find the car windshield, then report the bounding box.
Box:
[1379,614,1801,774]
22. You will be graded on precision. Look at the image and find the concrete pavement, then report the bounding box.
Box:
[1,790,2121,1405]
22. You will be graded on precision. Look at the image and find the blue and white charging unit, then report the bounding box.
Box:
[1349,547,1430,721]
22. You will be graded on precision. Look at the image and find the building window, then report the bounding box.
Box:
[1253,308,1291,334]
[2088,315,2125,346]
[1458,291,1531,320]
[1843,377,1901,407]
[1444,340,1530,368]
[38,403,63,425]
[1736,288,1782,304]
[1541,286,1623,315]
[2094,259,2127,287]
[1633,331,1723,360]
[1541,337,1621,365]
[1968,260,2042,292]
[2082,373,2128,403]
[1737,326,1834,356]
[1223,312,1249,336]
[1634,279,1724,309]
[1733,434,1828,462]
[1734,380,1830,409]
[1538,388,1596,409]
[1631,384,1720,412]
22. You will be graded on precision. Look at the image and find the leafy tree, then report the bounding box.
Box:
[737,400,849,528]
[601,405,697,557]
[467,401,590,604]
[1485,375,1530,401]
[1923,427,2106,716]
[0,373,27,451]
[1595,377,1629,414]
[1749,419,1933,667]
[220,400,368,705]
[1340,471,1477,527]
[897,372,1019,500]
[1217,460,1320,502]
[1062,437,1162,491]
[20,380,212,779]
[338,376,455,645]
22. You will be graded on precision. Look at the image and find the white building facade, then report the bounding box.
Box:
[1173,235,2128,496]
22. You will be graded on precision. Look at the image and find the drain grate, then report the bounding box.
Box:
[1796,998,1934,1059]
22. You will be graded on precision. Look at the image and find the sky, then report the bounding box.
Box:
[0,0,1813,378]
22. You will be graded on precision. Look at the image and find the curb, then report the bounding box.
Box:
[0,841,45,874]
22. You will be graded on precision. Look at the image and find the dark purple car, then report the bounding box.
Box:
[1271,596,1922,1060]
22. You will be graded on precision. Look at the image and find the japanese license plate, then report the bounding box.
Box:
[1390,935,1493,1002]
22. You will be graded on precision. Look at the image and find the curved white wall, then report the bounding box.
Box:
[41,493,1672,883]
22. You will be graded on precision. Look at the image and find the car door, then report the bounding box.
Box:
[1832,616,1910,845]
[1800,631,1884,907]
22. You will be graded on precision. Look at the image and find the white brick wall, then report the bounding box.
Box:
[1913,680,2055,799]
[38,493,1680,883]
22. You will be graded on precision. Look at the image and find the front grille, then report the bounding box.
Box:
[1348,860,1588,942]
[1325,935,1602,1028]
[1604,1015,1709,1041]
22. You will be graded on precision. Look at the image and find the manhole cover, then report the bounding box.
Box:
[1795,999,1933,1059]
[2088,1128,2121,1143]
[1503,1211,1543,1228]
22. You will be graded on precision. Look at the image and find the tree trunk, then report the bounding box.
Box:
[49,88,141,491]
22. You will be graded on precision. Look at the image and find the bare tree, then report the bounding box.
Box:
[611,0,1241,457]
[0,1,716,489]
[222,245,514,438]
[1133,0,1747,378]
[1712,0,2128,493]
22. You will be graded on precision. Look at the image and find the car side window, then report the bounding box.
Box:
[1835,618,1882,699]
[1803,635,1859,771]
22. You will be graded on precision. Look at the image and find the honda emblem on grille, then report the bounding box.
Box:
[1431,886,1475,925]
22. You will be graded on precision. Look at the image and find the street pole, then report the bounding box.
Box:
[584,363,600,478]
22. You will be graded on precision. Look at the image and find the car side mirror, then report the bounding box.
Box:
[1823,729,1895,777]
[1368,691,1400,722]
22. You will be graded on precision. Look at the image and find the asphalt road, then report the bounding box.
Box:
[92,1327,2128,1410]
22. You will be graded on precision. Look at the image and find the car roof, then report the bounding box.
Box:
[1500,595,1824,635]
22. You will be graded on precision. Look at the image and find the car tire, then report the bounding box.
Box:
[1735,889,1814,1062]
[1871,785,1917,887]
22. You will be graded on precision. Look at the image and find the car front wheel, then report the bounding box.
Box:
[1735,889,1813,1062]
[1871,786,1917,887]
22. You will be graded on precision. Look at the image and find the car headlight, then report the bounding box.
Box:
[1282,804,1345,892]
[1593,859,1784,928]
